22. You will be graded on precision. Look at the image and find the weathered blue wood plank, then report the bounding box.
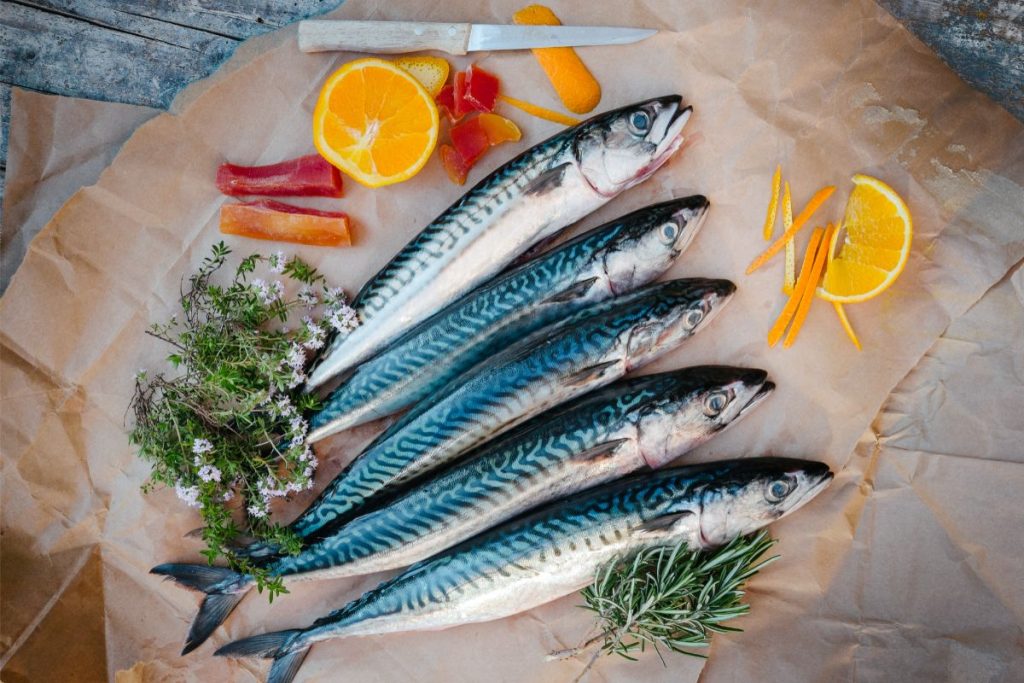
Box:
[878,0,1023,121]
[1,0,343,109]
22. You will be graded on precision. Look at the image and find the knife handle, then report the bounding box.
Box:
[298,20,472,55]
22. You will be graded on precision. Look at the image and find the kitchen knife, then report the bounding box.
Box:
[298,20,657,55]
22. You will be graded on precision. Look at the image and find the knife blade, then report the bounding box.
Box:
[298,20,657,55]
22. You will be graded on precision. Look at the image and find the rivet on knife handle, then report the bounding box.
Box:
[298,20,472,55]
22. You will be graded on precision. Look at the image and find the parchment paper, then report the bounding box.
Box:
[2,0,1023,681]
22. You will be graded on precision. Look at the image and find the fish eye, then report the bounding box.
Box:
[765,477,795,503]
[684,302,708,329]
[629,110,651,134]
[702,391,730,417]
[660,222,678,242]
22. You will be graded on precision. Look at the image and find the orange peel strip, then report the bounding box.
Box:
[513,5,601,114]
[784,223,836,348]
[768,227,824,347]
[746,185,835,274]
[763,164,781,241]
[499,94,581,127]
[832,302,862,350]
[782,181,795,293]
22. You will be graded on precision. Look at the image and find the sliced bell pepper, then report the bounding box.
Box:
[440,144,471,186]
[216,155,343,198]
[462,65,500,113]
[220,200,352,247]
[436,84,462,123]
[443,114,522,185]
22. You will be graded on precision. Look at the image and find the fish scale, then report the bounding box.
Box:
[290,279,734,542]
[307,96,693,389]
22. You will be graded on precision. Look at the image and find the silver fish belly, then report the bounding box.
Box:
[307,196,710,442]
[214,458,833,683]
[306,96,693,389]
[289,278,735,541]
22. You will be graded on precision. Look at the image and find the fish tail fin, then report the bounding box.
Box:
[269,644,313,683]
[216,628,312,682]
[150,563,251,654]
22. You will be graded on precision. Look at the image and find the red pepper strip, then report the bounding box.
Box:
[216,154,343,198]
[220,200,351,247]
[462,64,500,112]
[450,118,492,166]
[436,85,463,123]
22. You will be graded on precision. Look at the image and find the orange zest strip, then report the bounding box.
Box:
[782,181,795,293]
[767,227,824,347]
[499,94,581,127]
[784,224,836,348]
[763,164,781,240]
[746,184,835,274]
[833,303,862,350]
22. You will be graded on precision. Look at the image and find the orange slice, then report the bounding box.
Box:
[817,174,912,302]
[313,58,439,188]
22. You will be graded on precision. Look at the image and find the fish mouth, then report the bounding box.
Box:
[785,467,834,515]
[736,380,775,419]
[636,103,692,179]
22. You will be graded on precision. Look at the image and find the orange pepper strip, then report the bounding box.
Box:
[220,201,351,247]
[833,302,862,350]
[763,164,781,241]
[513,5,601,114]
[499,94,581,127]
[784,223,836,348]
[768,227,824,347]
[746,185,835,274]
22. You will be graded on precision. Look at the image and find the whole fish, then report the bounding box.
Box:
[308,196,710,442]
[215,458,833,683]
[153,366,773,652]
[306,96,693,389]
[290,278,735,542]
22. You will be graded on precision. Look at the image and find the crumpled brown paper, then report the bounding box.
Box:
[2,0,1023,681]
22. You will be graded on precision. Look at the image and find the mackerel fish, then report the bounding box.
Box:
[152,366,772,652]
[306,96,693,389]
[308,196,710,442]
[215,458,833,683]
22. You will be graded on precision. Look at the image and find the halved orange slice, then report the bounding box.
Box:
[817,174,912,303]
[313,58,439,188]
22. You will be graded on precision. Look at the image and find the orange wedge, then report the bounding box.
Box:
[394,56,450,98]
[313,58,439,188]
[817,174,912,302]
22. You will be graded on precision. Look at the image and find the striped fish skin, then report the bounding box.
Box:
[306,96,693,390]
[150,367,770,653]
[289,278,736,541]
[307,196,711,443]
[269,367,773,582]
[215,458,833,682]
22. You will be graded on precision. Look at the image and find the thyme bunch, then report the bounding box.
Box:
[128,242,357,599]
[552,532,777,676]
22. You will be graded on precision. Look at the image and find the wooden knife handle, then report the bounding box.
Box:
[298,20,472,55]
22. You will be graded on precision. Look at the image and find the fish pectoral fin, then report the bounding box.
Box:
[570,438,629,463]
[524,163,570,197]
[563,360,620,389]
[542,278,600,305]
[635,511,695,537]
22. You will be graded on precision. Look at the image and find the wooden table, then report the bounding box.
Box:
[0,0,1021,210]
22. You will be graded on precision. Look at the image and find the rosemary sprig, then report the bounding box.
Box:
[128,242,358,599]
[552,532,777,676]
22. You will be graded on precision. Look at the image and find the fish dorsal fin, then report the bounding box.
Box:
[542,277,600,305]
[563,360,619,389]
[635,511,695,537]
[524,163,570,197]
[570,438,629,464]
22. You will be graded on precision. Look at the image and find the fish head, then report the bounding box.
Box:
[601,197,710,294]
[573,96,692,197]
[695,458,834,547]
[623,279,736,369]
[635,367,774,469]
